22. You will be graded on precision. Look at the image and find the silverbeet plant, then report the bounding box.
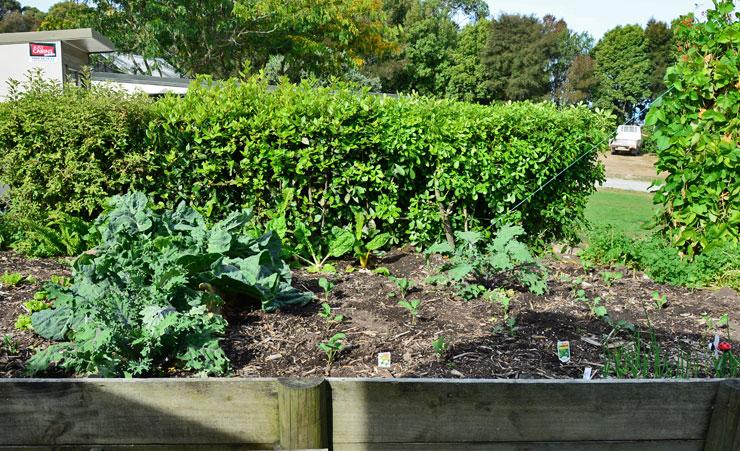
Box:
[26,192,313,377]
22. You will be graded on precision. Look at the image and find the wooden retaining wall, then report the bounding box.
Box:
[0,378,738,450]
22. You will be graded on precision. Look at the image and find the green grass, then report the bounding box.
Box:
[585,189,658,238]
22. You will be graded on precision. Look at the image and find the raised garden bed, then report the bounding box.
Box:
[1,249,737,379]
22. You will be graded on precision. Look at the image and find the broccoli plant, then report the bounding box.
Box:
[318,332,346,374]
[398,299,421,325]
[432,335,448,360]
[318,303,344,328]
[25,192,313,377]
[389,276,414,300]
[425,225,548,297]
[318,277,335,303]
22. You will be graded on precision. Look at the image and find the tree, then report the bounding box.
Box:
[92,0,395,80]
[592,25,651,120]
[560,54,598,104]
[0,6,44,33]
[40,1,96,31]
[644,19,674,97]
[444,18,491,102]
[552,29,594,104]
[482,14,559,101]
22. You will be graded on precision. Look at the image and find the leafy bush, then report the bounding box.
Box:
[144,77,612,247]
[426,225,549,298]
[582,225,740,289]
[10,212,97,258]
[27,192,312,377]
[645,1,739,255]
[0,77,153,222]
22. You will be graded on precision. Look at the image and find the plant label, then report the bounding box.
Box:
[377,352,391,368]
[557,340,571,363]
[583,367,592,380]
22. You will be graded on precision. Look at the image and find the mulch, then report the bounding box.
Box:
[1,249,737,379]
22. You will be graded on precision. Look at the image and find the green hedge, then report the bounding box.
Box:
[0,76,612,248]
[0,78,153,221]
[145,77,611,245]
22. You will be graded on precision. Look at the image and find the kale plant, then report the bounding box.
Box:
[426,225,548,297]
[27,192,312,377]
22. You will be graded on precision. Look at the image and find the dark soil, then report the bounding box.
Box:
[1,249,737,379]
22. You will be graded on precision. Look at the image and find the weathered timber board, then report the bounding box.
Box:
[0,379,280,447]
[329,378,719,445]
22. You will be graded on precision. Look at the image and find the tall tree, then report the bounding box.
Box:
[551,29,594,103]
[560,54,598,104]
[0,6,44,33]
[444,18,491,102]
[482,14,559,101]
[592,25,651,120]
[644,19,674,97]
[40,1,96,30]
[91,0,395,80]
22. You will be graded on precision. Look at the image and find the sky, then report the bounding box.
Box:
[21,0,720,40]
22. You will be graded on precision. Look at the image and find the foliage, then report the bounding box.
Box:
[318,303,344,326]
[652,291,668,309]
[644,19,675,97]
[603,330,702,379]
[0,77,153,223]
[444,18,491,103]
[582,226,740,289]
[0,2,44,32]
[147,77,611,248]
[0,272,24,287]
[26,192,312,377]
[427,225,549,299]
[593,25,652,120]
[560,55,598,105]
[389,276,414,299]
[431,335,448,359]
[644,1,739,255]
[318,332,346,372]
[397,299,421,325]
[11,212,97,258]
[600,271,623,287]
[39,1,95,30]
[14,315,32,331]
[482,14,560,101]
[318,277,335,303]
[2,334,19,355]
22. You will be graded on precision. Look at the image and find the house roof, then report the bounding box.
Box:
[0,28,115,53]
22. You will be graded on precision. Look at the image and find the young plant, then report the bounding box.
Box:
[651,291,668,309]
[0,272,24,287]
[318,332,346,374]
[14,315,32,331]
[2,334,19,355]
[352,213,390,269]
[318,303,344,327]
[588,297,609,320]
[432,335,448,360]
[49,275,70,287]
[702,312,730,334]
[600,271,623,287]
[318,277,335,303]
[292,220,355,273]
[398,299,421,325]
[389,276,414,300]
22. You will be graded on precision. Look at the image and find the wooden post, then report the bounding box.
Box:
[277,378,329,450]
[704,379,740,451]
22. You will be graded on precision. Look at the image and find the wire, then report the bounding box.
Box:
[491,88,674,226]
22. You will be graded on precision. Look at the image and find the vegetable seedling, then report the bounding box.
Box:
[2,334,18,355]
[432,335,448,360]
[318,332,346,374]
[600,271,623,287]
[651,291,668,309]
[398,299,421,325]
[318,302,344,327]
[318,277,335,303]
[389,276,414,300]
[0,272,24,288]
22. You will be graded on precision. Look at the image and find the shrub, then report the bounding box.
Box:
[27,192,312,377]
[645,1,739,255]
[582,225,740,289]
[146,76,612,247]
[0,76,153,222]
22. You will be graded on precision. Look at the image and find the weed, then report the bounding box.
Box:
[702,313,730,335]
[318,332,346,374]
[2,335,19,355]
[398,299,421,325]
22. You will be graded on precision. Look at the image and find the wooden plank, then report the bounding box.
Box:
[278,378,330,449]
[704,379,740,451]
[330,378,719,445]
[334,440,704,451]
[0,378,280,447]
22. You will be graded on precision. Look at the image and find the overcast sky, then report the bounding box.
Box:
[21,0,720,40]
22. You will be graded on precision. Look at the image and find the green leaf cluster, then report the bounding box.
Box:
[26,192,312,377]
[645,1,739,254]
[427,225,549,297]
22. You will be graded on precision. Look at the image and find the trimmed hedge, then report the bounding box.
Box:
[0,78,153,221]
[0,76,612,247]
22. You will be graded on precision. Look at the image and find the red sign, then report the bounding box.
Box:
[29,43,57,58]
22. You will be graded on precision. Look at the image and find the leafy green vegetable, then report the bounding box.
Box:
[26,192,312,377]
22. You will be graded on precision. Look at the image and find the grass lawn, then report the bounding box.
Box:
[584,189,658,238]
